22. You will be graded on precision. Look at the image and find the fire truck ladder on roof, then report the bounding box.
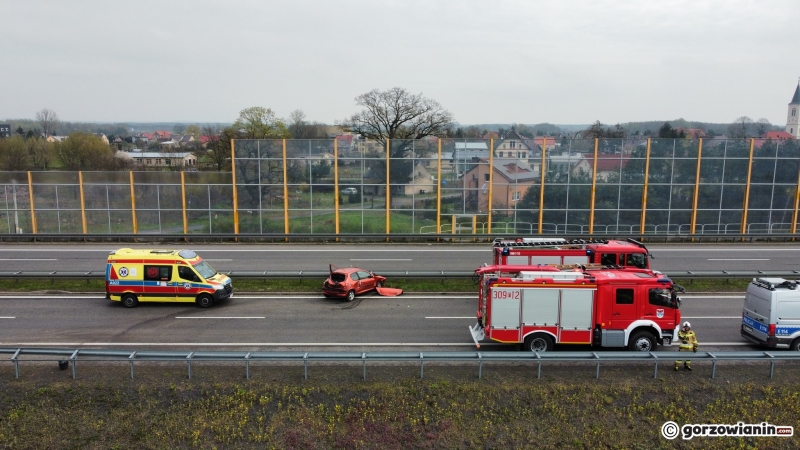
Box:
[492,238,610,248]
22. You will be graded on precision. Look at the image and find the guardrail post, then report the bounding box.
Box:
[536,352,542,379]
[186,352,194,379]
[419,352,424,379]
[766,352,774,378]
[709,353,717,378]
[70,349,79,379]
[245,352,251,380]
[593,352,600,379]
[651,353,659,379]
[478,353,482,380]
[303,352,308,380]
[129,351,136,379]
[12,348,21,378]
[362,353,366,380]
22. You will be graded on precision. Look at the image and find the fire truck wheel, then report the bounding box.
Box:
[196,294,214,308]
[121,294,138,308]
[346,290,356,302]
[790,338,800,351]
[628,331,656,352]
[524,334,554,352]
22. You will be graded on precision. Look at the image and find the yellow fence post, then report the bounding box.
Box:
[690,139,703,236]
[487,138,494,237]
[282,139,289,241]
[181,171,188,237]
[639,139,651,234]
[589,139,599,235]
[386,139,391,240]
[436,139,442,240]
[472,214,477,240]
[27,171,37,234]
[538,139,547,234]
[740,138,755,236]
[129,171,137,234]
[451,214,456,241]
[79,171,87,234]
[334,138,340,239]
[791,161,800,235]
[231,140,239,235]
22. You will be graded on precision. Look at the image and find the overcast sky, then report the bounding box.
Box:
[2,0,798,126]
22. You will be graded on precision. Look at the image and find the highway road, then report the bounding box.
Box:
[0,292,757,352]
[1,242,800,273]
[0,242,795,353]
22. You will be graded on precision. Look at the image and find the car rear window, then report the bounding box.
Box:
[331,273,347,282]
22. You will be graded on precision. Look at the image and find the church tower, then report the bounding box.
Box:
[787,81,800,139]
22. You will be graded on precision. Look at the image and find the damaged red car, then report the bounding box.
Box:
[323,266,387,301]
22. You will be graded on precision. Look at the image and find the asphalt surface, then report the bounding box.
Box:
[1,242,800,273]
[0,242,795,352]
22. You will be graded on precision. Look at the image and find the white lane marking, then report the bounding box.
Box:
[0,258,57,261]
[426,316,475,319]
[670,342,751,346]
[0,342,496,346]
[707,258,769,261]
[681,296,744,299]
[0,248,488,252]
[350,259,412,261]
[683,316,741,319]
[175,316,265,319]
[0,317,15,319]
[204,259,232,262]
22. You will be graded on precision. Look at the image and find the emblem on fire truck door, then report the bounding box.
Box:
[656,309,664,318]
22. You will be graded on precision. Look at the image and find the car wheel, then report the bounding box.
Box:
[628,331,656,352]
[346,290,356,302]
[523,333,553,352]
[197,294,214,308]
[122,294,138,308]
[791,338,800,351]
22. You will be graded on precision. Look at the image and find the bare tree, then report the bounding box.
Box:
[288,109,329,139]
[756,118,771,136]
[201,125,231,171]
[35,108,59,137]
[338,87,454,149]
[727,116,753,139]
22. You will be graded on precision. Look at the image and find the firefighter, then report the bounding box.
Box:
[675,321,698,371]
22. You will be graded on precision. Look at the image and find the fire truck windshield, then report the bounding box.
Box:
[625,253,647,268]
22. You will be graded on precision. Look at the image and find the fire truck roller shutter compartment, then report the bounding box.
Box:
[522,288,559,327]
[559,289,594,343]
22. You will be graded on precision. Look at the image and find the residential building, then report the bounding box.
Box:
[462,158,540,211]
[494,130,533,159]
[572,153,631,181]
[116,150,197,168]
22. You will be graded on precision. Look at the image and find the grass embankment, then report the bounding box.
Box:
[1,364,798,449]
[0,277,753,293]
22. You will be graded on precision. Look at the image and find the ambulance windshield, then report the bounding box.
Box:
[192,260,217,279]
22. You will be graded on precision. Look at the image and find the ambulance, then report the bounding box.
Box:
[106,248,233,308]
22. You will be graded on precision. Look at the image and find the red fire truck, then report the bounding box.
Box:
[468,264,682,352]
[492,237,652,269]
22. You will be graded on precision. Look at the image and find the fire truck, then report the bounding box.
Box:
[468,264,682,352]
[492,237,652,269]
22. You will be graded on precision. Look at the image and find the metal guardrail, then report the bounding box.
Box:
[2,232,800,243]
[2,348,799,380]
[1,270,799,280]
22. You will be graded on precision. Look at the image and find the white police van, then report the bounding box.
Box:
[741,278,800,350]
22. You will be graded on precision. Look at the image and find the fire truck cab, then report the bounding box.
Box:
[469,264,682,352]
[492,237,651,269]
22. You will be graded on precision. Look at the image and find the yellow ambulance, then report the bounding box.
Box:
[106,248,233,308]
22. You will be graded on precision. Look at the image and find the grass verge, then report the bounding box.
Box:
[0,277,753,294]
[1,363,798,449]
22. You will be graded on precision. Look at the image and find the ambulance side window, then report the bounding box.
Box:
[144,265,171,281]
[178,266,200,282]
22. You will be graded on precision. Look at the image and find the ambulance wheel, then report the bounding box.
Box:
[629,331,656,352]
[346,290,356,302]
[121,294,138,308]
[524,334,553,352]
[790,338,800,351]
[196,294,214,308]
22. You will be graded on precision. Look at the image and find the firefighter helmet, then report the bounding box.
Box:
[682,321,691,328]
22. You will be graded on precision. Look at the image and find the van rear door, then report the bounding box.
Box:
[742,283,772,343]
